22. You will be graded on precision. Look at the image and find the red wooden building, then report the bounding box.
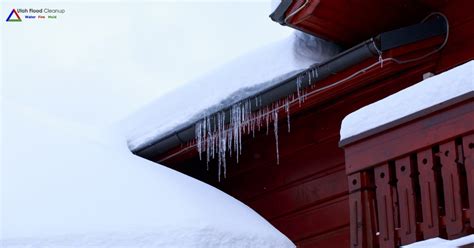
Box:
[131,0,474,247]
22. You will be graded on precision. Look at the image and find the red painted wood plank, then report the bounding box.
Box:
[395,157,418,245]
[437,0,474,28]
[272,196,349,242]
[287,0,430,46]
[436,17,474,73]
[461,134,474,228]
[248,169,347,220]
[221,138,345,202]
[220,109,345,180]
[374,164,397,248]
[433,0,474,73]
[417,149,441,239]
[296,226,350,248]
[439,141,464,238]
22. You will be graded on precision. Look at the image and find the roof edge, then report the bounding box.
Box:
[134,16,447,159]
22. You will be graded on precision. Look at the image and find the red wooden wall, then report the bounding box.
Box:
[284,0,432,46]
[153,1,474,247]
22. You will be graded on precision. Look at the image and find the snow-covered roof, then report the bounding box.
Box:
[0,103,294,248]
[119,32,340,152]
[340,60,474,142]
[402,234,474,247]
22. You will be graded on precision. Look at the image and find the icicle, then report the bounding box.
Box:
[210,134,214,160]
[217,125,221,180]
[227,128,232,158]
[221,113,227,179]
[265,108,270,136]
[244,102,248,134]
[273,109,280,165]
[215,111,227,182]
[195,121,202,160]
[296,74,304,106]
[194,88,296,179]
[221,123,227,178]
[231,103,241,164]
[307,70,312,85]
[238,104,243,157]
[285,99,290,133]
[213,116,217,160]
[216,112,221,181]
[206,116,212,170]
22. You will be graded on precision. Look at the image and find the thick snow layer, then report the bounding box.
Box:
[402,234,474,247]
[119,32,341,151]
[340,60,474,141]
[0,103,295,248]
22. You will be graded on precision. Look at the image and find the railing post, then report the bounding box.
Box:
[462,134,474,228]
[374,164,397,248]
[348,171,376,248]
[439,141,464,238]
[417,149,440,239]
[395,157,418,244]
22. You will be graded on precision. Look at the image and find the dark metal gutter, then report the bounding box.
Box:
[134,16,447,159]
[269,0,293,25]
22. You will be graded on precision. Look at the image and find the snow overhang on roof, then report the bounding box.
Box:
[123,14,447,160]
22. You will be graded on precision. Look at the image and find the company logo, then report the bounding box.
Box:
[6,8,66,22]
[6,9,22,22]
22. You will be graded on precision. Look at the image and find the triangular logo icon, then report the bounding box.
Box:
[6,9,22,22]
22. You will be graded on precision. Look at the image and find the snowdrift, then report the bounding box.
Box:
[0,103,295,248]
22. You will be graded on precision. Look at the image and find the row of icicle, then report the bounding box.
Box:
[195,67,319,181]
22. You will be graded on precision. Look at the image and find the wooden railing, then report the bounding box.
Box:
[341,95,473,247]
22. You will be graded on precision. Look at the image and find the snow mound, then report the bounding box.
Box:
[119,32,340,151]
[0,103,295,248]
[340,60,474,141]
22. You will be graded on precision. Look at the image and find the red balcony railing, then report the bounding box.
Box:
[341,93,473,247]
